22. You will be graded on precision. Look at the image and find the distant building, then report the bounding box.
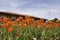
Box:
[0,12,48,21]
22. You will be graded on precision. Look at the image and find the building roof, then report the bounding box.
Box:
[0,11,48,21]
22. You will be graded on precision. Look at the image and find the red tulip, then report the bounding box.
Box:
[0,18,2,22]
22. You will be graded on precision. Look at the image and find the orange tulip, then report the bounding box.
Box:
[57,23,60,27]
[25,16,30,19]
[2,23,8,28]
[7,27,13,32]
[19,17,23,22]
[16,18,20,22]
[22,23,27,28]
[25,19,30,25]
[51,23,57,28]
[52,25,56,28]
[3,17,9,22]
[40,18,44,22]
[29,18,34,24]
[22,20,26,24]
[7,21,12,26]
[33,22,40,27]
[12,21,18,26]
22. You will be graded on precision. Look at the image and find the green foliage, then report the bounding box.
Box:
[0,26,60,40]
[52,18,58,22]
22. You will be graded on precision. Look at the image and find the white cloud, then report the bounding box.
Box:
[0,0,60,19]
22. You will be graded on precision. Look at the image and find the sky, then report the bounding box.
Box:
[0,0,60,19]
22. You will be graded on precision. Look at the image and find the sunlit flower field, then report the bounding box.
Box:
[0,16,60,40]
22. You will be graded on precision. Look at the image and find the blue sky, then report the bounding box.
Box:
[0,0,60,19]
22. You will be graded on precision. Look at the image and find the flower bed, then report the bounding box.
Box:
[0,16,60,40]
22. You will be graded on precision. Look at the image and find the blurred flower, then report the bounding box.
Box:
[19,16,23,21]
[16,18,20,22]
[25,16,30,19]
[40,18,44,22]
[22,20,26,24]
[12,21,18,26]
[6,27,13,32]
[57,23,60,27]
[56,20,60,23]
[2,23,8,28]
[7,21,12,26]
[25,19,30,25]
[22,23,28,28]
[45,28,48,30]
[29,18,34,24]
[3,17,9,22]
[0,18,2,22]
